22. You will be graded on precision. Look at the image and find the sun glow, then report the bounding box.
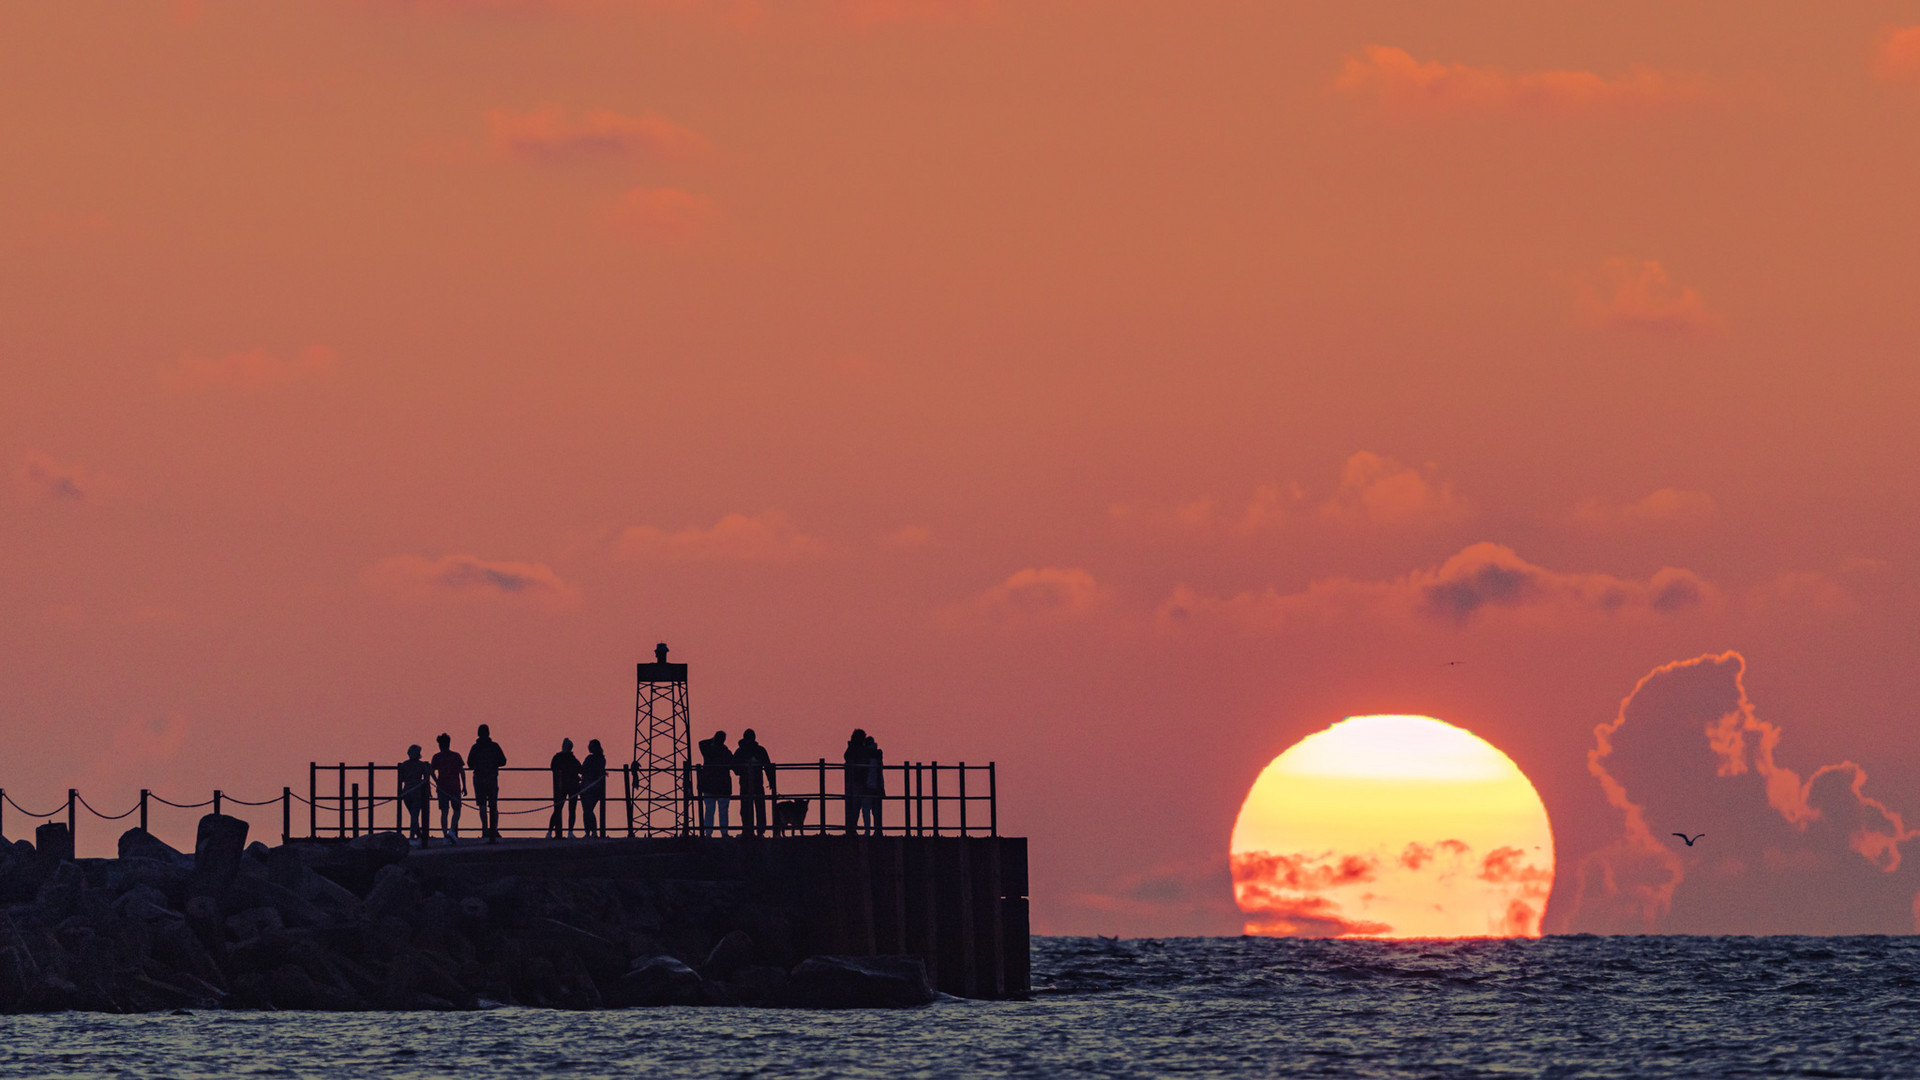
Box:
[1229,715,1554,939]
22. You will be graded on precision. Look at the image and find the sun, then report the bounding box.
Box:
[1229,714,1554,939]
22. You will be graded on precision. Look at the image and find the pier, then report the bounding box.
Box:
[0,650,1030,1010]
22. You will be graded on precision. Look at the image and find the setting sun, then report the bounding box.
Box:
[1230,715,1554,939]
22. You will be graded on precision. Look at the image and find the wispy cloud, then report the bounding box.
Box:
[618,511,825,562]
[1336,45,1713,115]
[367,553,578,604]
[1161,543,1713,631]
[962,566,1112,624]
[485,105,710,164]
[17,453,92,501]
[163,345,337,393]
[1571,488,1717,527]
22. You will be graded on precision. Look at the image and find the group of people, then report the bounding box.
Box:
[695,729,777,837]
[395,725,610,844]
[396,722,889,843]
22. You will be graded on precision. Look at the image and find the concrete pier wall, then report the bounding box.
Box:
[409,835,1030,999]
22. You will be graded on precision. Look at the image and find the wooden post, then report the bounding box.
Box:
[140,790,149,833]
[213,789,222,816]
[67,789,76,847]
[282,787,291,844]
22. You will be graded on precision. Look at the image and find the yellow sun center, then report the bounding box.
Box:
[1229,714,1555,938]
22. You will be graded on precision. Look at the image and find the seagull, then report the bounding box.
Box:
[1673,833,1705,847]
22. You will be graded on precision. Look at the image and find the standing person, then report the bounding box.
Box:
[842,728,869,836]
[397,744,432,846]
[697,729,733,838]
[733,729,776,839]
[429,733,465,843]
[580,739,608,838]
[861,733,885,837]
[469,724,507,843]
[548,738,582,839]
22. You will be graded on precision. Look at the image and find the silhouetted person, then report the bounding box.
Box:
[734,729,775,839]
[698,729,733,837]
[580,738,608,838]
[548,738,582,838]
[469,724,507,843]
[655,641,670,664]
[398,744,432,845]
[843,728,869,836]
[430,733,465,843]
[860,733,885,836]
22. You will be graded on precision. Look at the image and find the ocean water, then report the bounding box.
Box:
[2,935,1916,1079]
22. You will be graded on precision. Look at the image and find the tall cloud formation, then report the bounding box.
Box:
[1572,652,1920,934]
[1336,45,1712,114]
[1162,543,1710,630]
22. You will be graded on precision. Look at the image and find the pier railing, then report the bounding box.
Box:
[0,759,998,852]
[303,760,997,841]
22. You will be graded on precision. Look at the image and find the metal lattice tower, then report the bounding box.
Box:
[632,643,691,836]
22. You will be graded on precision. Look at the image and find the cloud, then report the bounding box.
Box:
[609,186,721,244]
[1318,452,1467,527]
[1336,45,1713,114]
[18,453,91,501]
[964,567,1112,624]
[1874,26,1920,84]
[1572,651,1920,933]
[1571,488,1717,526]
[367,553,578,604]
[1110,485,1297,537]
[1230,852,1391,936]
[485,105,710,163]
[618,511,825,562]
[1162,543,1711,631]
[1577,259,1717,334]
[163,345,337,392]
[1063,855,1241,933]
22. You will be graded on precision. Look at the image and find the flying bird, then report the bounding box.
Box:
[1443,660,1467,667]
[1673,833,1705,847]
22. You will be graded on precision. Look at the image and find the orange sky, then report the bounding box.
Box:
[4,1,1920,935]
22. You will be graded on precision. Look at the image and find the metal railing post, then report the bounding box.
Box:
[140,789,149,833]
[337,763,346,838]
[624,764,634,838]
[817,758,828,836]
[932,762,940,835]
[367,763,376,833]
[989,762,997,837]
[959,763,967,836]
[351,783,360,837]
[914,763,923,836]
[309,763,318,840]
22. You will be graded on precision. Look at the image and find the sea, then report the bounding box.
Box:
[1,935,1915,1079]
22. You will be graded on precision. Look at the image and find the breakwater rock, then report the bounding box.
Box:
[0,815,1000,1013]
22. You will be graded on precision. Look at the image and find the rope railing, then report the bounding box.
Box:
[74,794,140,821]
[1,792,68,819]
[148,795,216,809]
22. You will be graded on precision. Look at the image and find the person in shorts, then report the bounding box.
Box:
[430,732,466,843]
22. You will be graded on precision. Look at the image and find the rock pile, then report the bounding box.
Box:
[0,815,934,1013]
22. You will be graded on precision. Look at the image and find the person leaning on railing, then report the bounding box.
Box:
[697,729,733,837]
[469,725,507,843]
